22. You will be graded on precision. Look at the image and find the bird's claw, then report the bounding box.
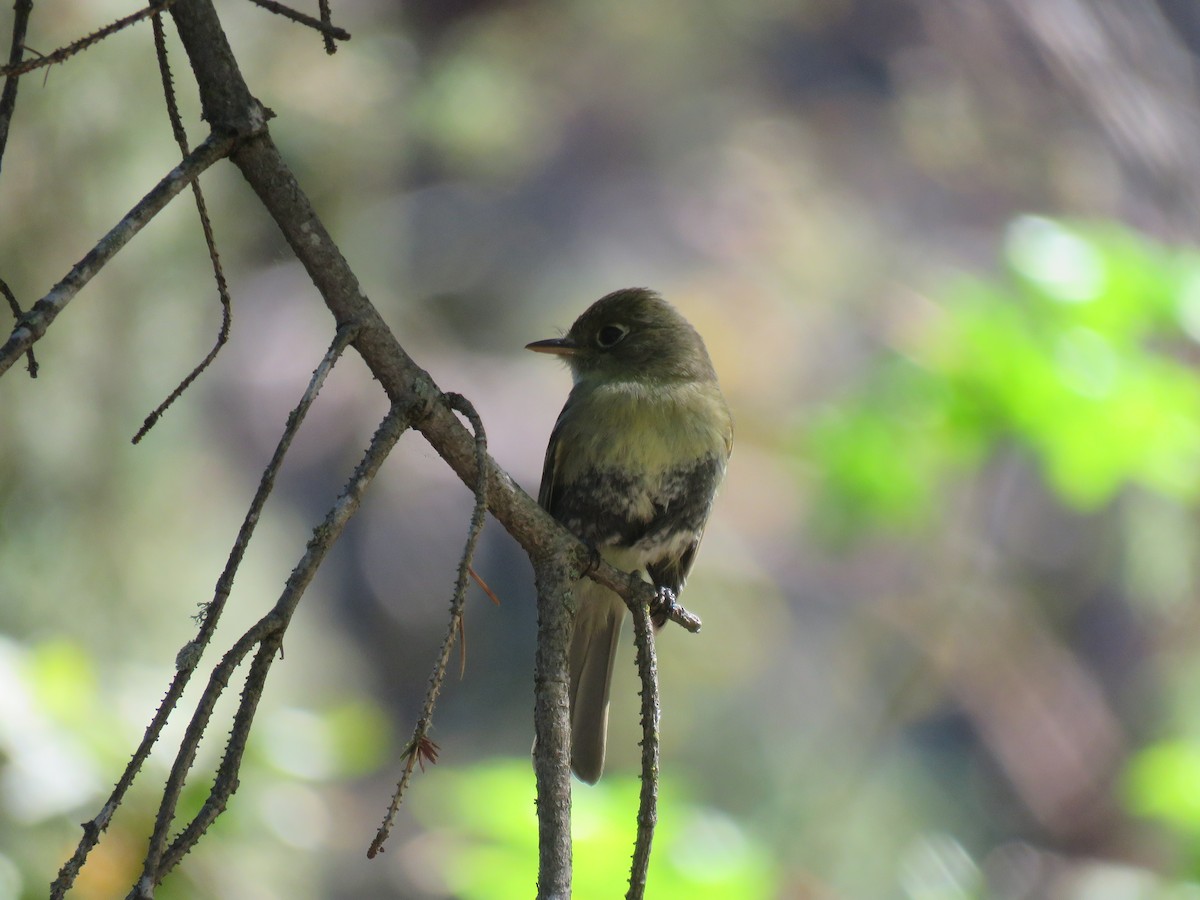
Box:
[650,586,678,628]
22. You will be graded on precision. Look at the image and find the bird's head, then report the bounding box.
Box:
[526,288,717,385]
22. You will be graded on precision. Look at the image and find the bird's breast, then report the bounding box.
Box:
[549,379,731,551]
[554,380,732,482]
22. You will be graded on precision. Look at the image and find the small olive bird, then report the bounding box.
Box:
[527,288,733,783]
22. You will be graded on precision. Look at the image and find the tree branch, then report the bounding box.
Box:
[0,131,242,377]
[531,557,575,900]
[244,0,350,45]
[368,393,490,859]
[627,598,660,899]
[0,0,181,78]
[131,10,234,444]
[0,0,34,170]
[50,323,360,900]
[0,278,36,377]
[135,402,412,895]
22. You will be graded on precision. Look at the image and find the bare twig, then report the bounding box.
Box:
[0,278,36,377]
[133,402,411,894]
[317,0,336,53]
[368,392,489,859]
[0,0,180,78]
[50,324,359,900]
[245,0,350,43]
[0,131,243,378]
[181,321,360,665]
[0,0,33,170]
[626,598,660,900]
[132,12,233,444]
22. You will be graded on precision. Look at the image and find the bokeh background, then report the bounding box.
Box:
[5,0,1200,897]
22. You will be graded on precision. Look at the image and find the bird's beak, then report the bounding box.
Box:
[525,337,579,356]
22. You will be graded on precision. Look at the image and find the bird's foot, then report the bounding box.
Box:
[649,586,678,628]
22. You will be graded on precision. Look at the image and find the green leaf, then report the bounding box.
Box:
[1124,740,1200,833]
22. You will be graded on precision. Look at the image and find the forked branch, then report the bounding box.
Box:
[0,131,245,378]
[132,402,412,896]
[51,324,361,899]
[0,0,181,78]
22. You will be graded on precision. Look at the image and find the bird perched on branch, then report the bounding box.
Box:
[527,287,733,783]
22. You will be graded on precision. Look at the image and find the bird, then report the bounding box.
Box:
[526,287,733,783]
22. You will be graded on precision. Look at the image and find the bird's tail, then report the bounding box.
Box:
[568,583,626,784]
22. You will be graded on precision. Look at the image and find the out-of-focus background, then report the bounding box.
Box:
[5,1,1200,897]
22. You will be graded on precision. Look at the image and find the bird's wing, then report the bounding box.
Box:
[537,405,570,514]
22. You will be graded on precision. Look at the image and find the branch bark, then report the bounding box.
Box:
[531,558,576,899]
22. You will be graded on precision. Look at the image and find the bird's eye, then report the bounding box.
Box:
[596,324,629,348]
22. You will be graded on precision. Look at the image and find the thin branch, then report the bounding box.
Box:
[0,0,180,78]
[317,0,336,54]
[600,566,702,634]
[49,324,359,900]
[0,131,243,378]
[368,392,489,859]
[626,597,661,900]
[531,558,575,900]
[148,628,282,887]
[131,617,281,900]
[135,402,412,893]
[0,0,34,171]
[244,0,350,43]
[186,322,360,657]
[132,12,233,444]
[0,278,36,377]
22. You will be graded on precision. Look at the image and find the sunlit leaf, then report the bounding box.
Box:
[1124,740,1200,833]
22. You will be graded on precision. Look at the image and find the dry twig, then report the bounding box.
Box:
[368,392,489,858]
[132,12,234,444]
[137,402,411,894]
[0,0,181,78]
[245,0,350,44]
[50,324,360,899]
[0,1,707,892]
[0,278,36,377]
[0,0,34,168]
[0,131,245,377]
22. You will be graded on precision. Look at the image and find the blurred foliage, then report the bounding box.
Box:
[1125,740,1200,841]
[410,759,778,899]
[0,634,392,900]
[810,217,1200,535]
